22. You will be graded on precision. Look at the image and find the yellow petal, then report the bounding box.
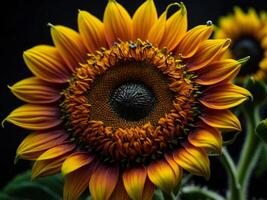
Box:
[188,123,222,154]
[9,77,60,104]
[195,59,241,85]
[16,130,67,160]
[62,152,94,176]
[23,45,71,83]
[123,167,147,200]
[78,10,108,52]
[160,3,187,51]
[32,155,67,179]
[186,39,231,71]
[200,109,241,131]
[147,159,177,193]
[175,25,213,58]
[4,104,62,130]
[165,154,183,184]
[132,0,157,40]
[89,165,119,200]
[64,164,94,200]
[50,25,87,72]
[37,144,75,160]
[173,143,210,179]
[200,83,252,109]
[103,0,132,45]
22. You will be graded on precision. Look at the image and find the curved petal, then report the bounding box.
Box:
[147,7,167,46]
[174,24,213,58]
[16,130,68,160]
[110,178,131,200]
[173,143,210,179]
[142,179,155,200]
[195,59,241,85]
[37,144,75,160]
[78,10,108,52]
[147,159,177,193]
[188,123,222,154]
[132,0,157,40]
[200,109,241,131]
[4,104,62,130]
[9,77,60,104]
[62,152,94,176]
[103,0,132,45]
[64,164,94,200]
[160,3,187,51]
[50,25,87,72]
[186,39,231,71]
[199,83,252,109]
[23,45,71,84]
[89,164,119,200]
[32,154,68,179]
[165,154,183,184]
[123,167,147,200]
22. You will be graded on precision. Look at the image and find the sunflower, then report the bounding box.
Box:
[4,1,251,200]
[215,7,267,81]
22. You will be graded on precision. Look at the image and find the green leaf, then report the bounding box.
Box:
[256,118,267,143]
[255,144,267,177]
[243,76,267,105]
[2,170,63,200]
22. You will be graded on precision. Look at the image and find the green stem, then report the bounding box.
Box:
[162,192,176,200]
[220,148,241,200]
[237,106,261,199]
[180,186,225,200]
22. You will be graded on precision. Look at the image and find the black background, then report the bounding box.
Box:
[1,0,267,199]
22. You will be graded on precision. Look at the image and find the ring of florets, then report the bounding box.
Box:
[60,39,201,167]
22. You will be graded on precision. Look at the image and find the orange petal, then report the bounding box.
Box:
[37,144,75,160]
[147,159,177,193]
[123,167,147,200]
[110,178,131,200]
[200,109,241,131]
[9,77,60,104]
[64,165,94,200]
[132,0,157,40]
[89,165,119,200]
[62,152,94,176]
[50,24,87,72]
[160,3,187,51]
[142,179,155,200]
[16,130,67,160]
[147,6,167,46]
[32,154,68,179]
[103,0,132,45]
[175,24,213,58]
[188,123,222,154]
[186,39,231,71]
[195,59,241,85]
[78,10,108,52]
[4,104,62,130]
[23,45,71,83]
[173,143,210,179]
[200,83,252,109]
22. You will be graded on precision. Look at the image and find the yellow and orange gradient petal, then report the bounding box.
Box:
[3,1,252,200]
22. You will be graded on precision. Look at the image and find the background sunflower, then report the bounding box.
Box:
[1,0,267,199]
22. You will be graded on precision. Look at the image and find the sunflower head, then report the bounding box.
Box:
[4,1,252,200]
[215,7,267,82]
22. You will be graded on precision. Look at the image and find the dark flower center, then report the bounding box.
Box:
[110,81,156,121]
[232,36,263,75]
